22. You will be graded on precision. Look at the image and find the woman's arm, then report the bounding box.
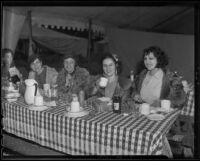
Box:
[87,75,101,97]
[131,72,145,103]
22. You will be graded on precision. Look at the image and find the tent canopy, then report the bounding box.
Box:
[5,6,194,35]
[2,6,195,82]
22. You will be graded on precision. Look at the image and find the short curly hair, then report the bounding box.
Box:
[143,46,169,69]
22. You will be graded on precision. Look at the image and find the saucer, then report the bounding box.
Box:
[147,114,165,121]
[65,109,89,118]
[7,98,18,102]
[29,105,49,111]
[5,92,20,99]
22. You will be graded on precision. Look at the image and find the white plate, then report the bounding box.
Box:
[29,105,49,111]
[65,110,89,118]
[98,97,111,102]
[7,98,18,102]
[5,93,21,99]
[147,114,165,121]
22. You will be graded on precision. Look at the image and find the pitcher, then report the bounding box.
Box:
[24,79,38,105]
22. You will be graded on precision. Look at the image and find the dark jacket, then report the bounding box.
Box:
[133,69,186,108]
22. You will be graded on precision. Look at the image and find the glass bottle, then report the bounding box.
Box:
[112,95,121,114]
[79,90,85,107]
[130,70,134,82]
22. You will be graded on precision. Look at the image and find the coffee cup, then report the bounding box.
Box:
[34,95,43,106]
[161,100,171,111]
[99,77,108,87]
[139,103,150,115]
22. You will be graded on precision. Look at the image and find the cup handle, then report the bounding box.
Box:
[34,83,37,96]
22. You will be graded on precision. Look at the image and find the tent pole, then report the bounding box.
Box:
[87,19,92,72]
[27,10,33,57]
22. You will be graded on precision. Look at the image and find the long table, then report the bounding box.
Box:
[2,96,180,155]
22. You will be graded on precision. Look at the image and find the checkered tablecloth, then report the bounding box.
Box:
[2,97,180,155]
[180,90,194,117]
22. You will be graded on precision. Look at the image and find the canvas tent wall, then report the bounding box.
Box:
[2,7,92,56]
[2,6,194,83]
[20,23,88,56]
[105,27,194,83]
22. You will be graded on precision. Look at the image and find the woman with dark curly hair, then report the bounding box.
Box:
[89,53,133,112]
[133,46,186,108]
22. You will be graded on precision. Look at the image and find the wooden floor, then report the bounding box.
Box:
[2,147,23,156]
[1,146,188,159]
[2,132,193,158]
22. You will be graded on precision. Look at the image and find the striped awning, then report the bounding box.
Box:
[32,16,105,34]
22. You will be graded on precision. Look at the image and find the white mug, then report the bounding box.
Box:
[140,103,150,115]
[161,100,171,110]
[99,77,108,87]
[34,95,43,106]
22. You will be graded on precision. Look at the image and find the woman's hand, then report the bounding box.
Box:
[133,94,143,103]
[28,71,35,79]
[95,78,101,88]
[91,78,101,95]
[38,88,44,96]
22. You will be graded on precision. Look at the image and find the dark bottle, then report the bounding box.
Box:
[112,96,121,114]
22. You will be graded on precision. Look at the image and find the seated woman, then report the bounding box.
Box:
[56,54,91,98]
[132,46,186,108]
[1,48,23,86]
[89,54,133,112]
[28,54,58,94]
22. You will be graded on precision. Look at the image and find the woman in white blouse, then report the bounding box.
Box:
[132,46,186,108]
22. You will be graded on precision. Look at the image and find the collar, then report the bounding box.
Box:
[148,69,163,79]
[153,69,163,79]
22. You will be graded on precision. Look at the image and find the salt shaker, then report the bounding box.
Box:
[79,90,85,107]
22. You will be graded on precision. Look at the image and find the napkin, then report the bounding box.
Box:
[43,101,56,107]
